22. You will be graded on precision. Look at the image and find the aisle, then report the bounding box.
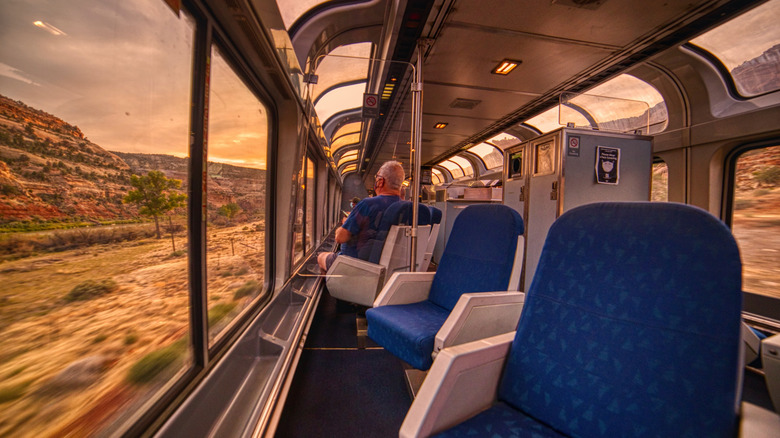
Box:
[275,292,412,437]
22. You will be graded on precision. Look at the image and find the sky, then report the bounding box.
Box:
[0,0,268,169]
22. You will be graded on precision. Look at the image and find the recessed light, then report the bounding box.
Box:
[434,122,448,129]
[492,59,521,75]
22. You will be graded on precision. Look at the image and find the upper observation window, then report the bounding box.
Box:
[0,0,194,435]
[449,156,474,177]
[314,82,365,125]
[730,145,780,299]
[431,168,444,185]
[311,43,372,102]
[439,159,465,178]
[691,0,780,97]
[468,143,504,170]
[206,44,270,345]
[331,132,361,154]
[525,74,667,134]
[487,132,521,149]
[341,163,357,175]
[277,0,329,30]
[337,150,358,168]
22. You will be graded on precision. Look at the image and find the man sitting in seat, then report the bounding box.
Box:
[317,161,405,272]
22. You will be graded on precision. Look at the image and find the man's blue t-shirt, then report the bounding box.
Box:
[340,195,401,260]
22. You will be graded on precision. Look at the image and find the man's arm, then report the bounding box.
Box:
[335,226,352,244]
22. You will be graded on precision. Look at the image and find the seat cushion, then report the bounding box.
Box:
[366,300,450,370]
[433,402,566,438]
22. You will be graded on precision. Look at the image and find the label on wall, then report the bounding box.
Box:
[596,146,620,185]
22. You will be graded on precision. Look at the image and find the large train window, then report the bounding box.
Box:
[305,156,316,252]
[651,158,668,202]
[730,145,780,299]
[690,0,780,98]
[206,44,270,344]
[0,0,195,435]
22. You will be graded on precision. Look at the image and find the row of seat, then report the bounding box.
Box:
[326,202,442,307]
[360,202,778,437]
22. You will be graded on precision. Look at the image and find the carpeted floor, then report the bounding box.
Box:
[275,292,411,437]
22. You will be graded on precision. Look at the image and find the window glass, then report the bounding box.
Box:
[651,160,668,202]
[292,158,305,266]
[340,164,357,175]
[731,145,780,299]
[0,1,193,435]
[331,121,361,144]
[560,75,667,134]
[337,150,358,167]
[431,169,443,185]
[487,132,521,149]
[331,132,361,153]
[305,156,316,252]
[206,45,270,344]
[449,155,474,177]
[468,143,504,169]
[691,0,780,97]
[276,0,329,30]
[524,107,563,133]
[439,160,464,178]
[312,43,371,102]
[314,82,365,125]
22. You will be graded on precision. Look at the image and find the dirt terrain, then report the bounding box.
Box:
[0,224,265,437]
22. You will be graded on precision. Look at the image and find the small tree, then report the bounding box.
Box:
[124,171,187,239]
[218,202,241,225]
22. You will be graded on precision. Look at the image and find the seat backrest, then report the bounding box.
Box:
[367,202,431,264]
[428,204,524,311]
[499,202,742,437]
[428,206,442,225]
[365,200,410,264]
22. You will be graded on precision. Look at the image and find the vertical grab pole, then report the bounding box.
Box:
[410,40,425,272]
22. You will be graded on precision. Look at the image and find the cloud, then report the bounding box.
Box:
[0,62,40,86]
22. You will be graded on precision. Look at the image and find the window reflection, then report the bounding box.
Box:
[206,45,270,344]
[0,1,194,435]
[731,146,780,299]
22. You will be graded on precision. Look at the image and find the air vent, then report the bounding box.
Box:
[552,0,605,10]
[449,98,481,110]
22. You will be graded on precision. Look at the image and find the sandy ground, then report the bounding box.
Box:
[0,224,265,437]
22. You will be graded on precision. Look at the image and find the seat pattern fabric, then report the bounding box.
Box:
[367,204,524,370]
[428,204,524,311]
[364,300,450,370]
[367,201,431,264]
[498,202,742,438]
[433,402,566,438]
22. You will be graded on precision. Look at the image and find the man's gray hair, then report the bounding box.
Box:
[377,161,405,190]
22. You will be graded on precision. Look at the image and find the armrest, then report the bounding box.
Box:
[373,272,435,307]
[399,332,515,438]
[739,402,780,437]
[433,291,524,358]
[325,256,385,307]
[762,333,780,414]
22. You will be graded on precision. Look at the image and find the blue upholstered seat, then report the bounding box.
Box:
[366,204,524,370]
[429,202,743,437]
[365,201,431,263]
[428,206,442,225]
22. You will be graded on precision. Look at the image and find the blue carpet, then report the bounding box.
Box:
[276,292,411,437]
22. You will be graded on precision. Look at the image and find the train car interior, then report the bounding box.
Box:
[0,0,779,436]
